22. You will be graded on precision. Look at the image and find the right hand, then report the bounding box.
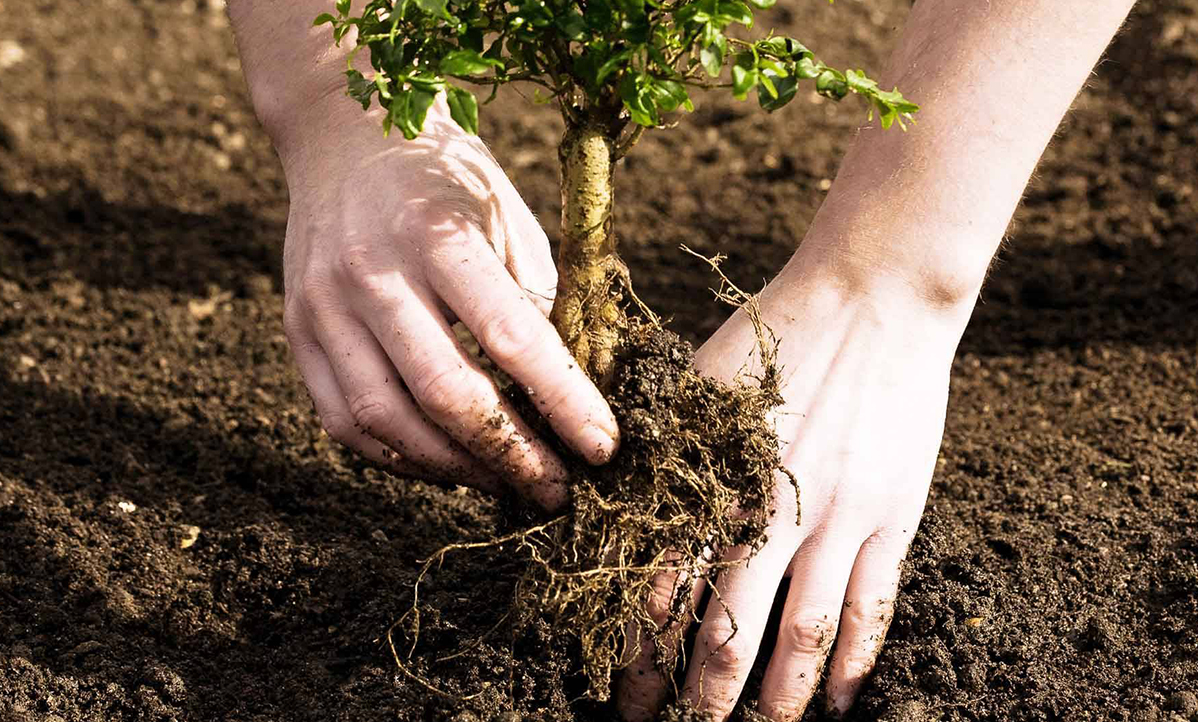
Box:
[273,95,618,510]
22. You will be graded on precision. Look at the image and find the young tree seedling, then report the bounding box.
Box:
[318,0,917,705]
[317,0,916,385]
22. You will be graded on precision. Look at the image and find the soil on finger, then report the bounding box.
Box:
[2,0,1197,720]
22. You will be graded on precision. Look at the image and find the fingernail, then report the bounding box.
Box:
[825,695,848,719]
[582,420,618,464]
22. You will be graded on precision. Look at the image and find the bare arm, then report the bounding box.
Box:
[619,1,1138,719]
[784,0,1139,318]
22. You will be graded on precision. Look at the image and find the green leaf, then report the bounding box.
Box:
[415,0,452,20]
[462,27,486,53]
[440,49,503,76]
[757,72,797,111]
[614,0,646,17]
[446,86,480,134]
[555,9,587,40]
[844,68,877,95]
[584,0,614,30]
[674,0,714,25]
[700,35,726,77]
[731,64,757,100]
[795,56,821,79]
[336,0,351,14]
[758,57,788,77]
[573,51,601,88]
[815,68,848,100]
[650,79,691,112]
[596,49,633,85]
[346,69,375,109]
[714,0,753,26]
[621,14,651,44]
[515,0,555,26]
[758,71,777,99]
[408,73,445,94]
[647,44,671,73]
[760,36,811,60]
[747,0,775,8]
[390,87,438,140]
[619,73,658,126]
[313,12,336,26]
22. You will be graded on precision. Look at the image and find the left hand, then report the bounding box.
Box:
[617,264,965,720]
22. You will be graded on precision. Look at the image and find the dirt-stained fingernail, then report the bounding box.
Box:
[582,421,618,464]
[825,694,850,719]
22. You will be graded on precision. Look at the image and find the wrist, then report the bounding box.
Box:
[228,0,365,160]
[765,238,982,349]
[778,187,995,329]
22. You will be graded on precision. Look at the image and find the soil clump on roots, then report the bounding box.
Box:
[393,317,791,708]
[5,0,1198,721]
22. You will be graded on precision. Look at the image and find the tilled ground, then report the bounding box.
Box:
[1,0,1196,720]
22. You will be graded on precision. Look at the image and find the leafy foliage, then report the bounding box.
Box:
[317,0,918,139]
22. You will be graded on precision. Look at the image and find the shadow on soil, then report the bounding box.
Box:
[0,373,489,720]
[0,182,284,297]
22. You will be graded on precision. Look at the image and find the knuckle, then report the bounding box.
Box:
[297,272,335,310]
[320,412,357,446]
[333,244,381,290]
[760,689,814,721]
[779,613,838,658]
[409,362,478,421]
[475,309,542,367]
[698,622,756,677]
[616,689,661,722]
[348,392,396,436]
[644,575,683,628]
[836,642,881,681]
[420,185,490,232]
[282,306,308,346]
[839,595,883,629]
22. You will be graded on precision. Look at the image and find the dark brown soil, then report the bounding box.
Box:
[2,1,1196,721]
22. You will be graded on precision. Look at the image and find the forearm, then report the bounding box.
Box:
[780,0,1137,320]
[227,1,352,149]
[229,0,459,160]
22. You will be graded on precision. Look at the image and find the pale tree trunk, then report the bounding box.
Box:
[550,120,628,387]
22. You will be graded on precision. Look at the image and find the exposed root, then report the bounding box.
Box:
[388,255,794,706]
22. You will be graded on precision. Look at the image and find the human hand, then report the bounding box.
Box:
[617,265,966,720]
[270,93,618,510]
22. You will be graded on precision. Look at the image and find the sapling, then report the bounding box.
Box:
[317,0,917,706]
[317,0,914,384]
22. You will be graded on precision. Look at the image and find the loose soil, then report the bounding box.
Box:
[2,0,1196,721]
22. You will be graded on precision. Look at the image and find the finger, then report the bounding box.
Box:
[423,222,618,465]
[429,119,557,318]
[302,306,502,495]
[823,530,909,717]
[617,559,707,722]
[345,271,570,510]
[757,528,864,722]
[288,327,418,469]
[682,541,795,721]
[495,186,557,318]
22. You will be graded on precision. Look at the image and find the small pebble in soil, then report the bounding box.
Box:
[0,39,26,70]
[371,529,389,542]
[1167,691,1198,716]
[884,699,928,722]
[1132,707,1161,722]
[180,525,201,549]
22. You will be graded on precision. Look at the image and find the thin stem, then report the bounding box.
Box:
[614,124,646,159]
